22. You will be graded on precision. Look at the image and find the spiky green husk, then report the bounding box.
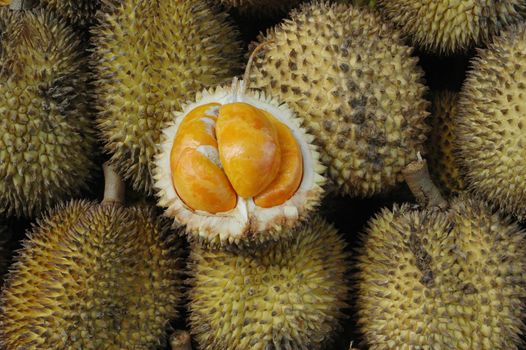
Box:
[249,1,429,197]
[38,0,101,26]
[377,0,526,54]
[0,10,96,218]
[92,0,243,195]
[188,216,349,350]
[0,200,183,349]
[427,91,464,196]
[456,24,526,220]
[357,195,526,349]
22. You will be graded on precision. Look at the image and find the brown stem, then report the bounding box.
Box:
[101,163,125,206]
[9,0,36,10]
[402,155,448,210]
[242,40,274,94]
[170,330,192,350]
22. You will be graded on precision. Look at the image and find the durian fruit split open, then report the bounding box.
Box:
[155,64,325,247]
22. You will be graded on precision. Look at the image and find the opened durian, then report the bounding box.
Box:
[377,0,526,54]
[249,1,429,198]
[356,159,526,349]
[0,164,183,349]
[188,216,349,350]
[155,79,325,247]
[37,0,100,26]
[0,9,96,218]
[93,0,243,195]
[427,91,464,196]
[456,23,526,220]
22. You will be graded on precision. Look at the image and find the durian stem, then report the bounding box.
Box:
[242,40,275,94]
[170,330,192,350]
[9,0,36,10]
[402,156,448,210]
[101,163,125,206]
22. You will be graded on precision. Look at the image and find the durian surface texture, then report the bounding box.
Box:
[456,23,526,220]
[0,10,96,218]
[357,195,526,349]
[377,0,526,54]
[188,216,349,350]
[0,201,182,349]
[249,1,429,197]
[37,0,101,26]
[93,0,243,194]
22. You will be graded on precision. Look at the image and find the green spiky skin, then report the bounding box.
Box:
[357,195,526,349]
[377,0,526,54]
[188,217,350,350]
[92,0,243,195]
[249,1,429,198]
[37,0,101,26]
[427,91,465,196]
[456,24,526,220]
[0,200,183,349]
[0,10,97,218]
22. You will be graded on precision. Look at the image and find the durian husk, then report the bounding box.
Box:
[92,0,243,195]
[456,23,526,220]
[377,0,526,54]
[249,1,429,198]
[188,216,350,350]
[37,0,100,26]
[154,81,326,248]
[356,194,526,349]
[0,9,97,218]
[0,199,183,348]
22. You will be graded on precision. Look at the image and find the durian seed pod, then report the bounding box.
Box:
[37,0,100,26]
[356,159,526,349]
[426,91,465,196]
[188,216,350,350]
[456,23,526,220]
[377,0,526,54]
[0,164,184,349]
[216,0,303,17]
[92,0,243,195]
[249,1,429,198]
[154,78,326,248]
[0,9,97,218]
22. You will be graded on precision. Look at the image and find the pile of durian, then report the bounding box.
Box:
[1,0,526,349]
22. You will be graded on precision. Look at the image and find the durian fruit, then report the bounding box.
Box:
[456,23,526,220]
[0,164,183,349]
[426,91,464,196]
[216,0,303,17]
[188,216,349,350]
[93,0,243,195]
[249,1,429,198]
[0,10,97,218]
[37,0,100,26]
[356,160,526,349]
[377,0,526,54]
[155,79,325,247]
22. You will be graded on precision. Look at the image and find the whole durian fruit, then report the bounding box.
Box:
[356,160,526,349]
[0,10,96,218]
[377,0,526,54]
[37,0,101,26]
[249,1,429,198]
[188,216,349,349]
[427,91,464,196]
[456,23,526,220]
[0,164,183,349]
[92,0,243,195]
